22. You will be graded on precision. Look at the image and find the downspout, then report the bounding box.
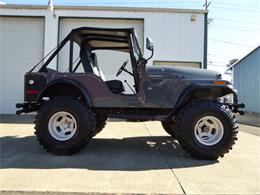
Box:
[203,12,208,69]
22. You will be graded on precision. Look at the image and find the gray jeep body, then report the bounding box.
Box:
[16,27,243,120]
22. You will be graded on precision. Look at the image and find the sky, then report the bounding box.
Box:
[1,0,260,74]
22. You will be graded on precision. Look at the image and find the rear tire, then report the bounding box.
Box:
[175,100,238,160]
[34,96,96,155]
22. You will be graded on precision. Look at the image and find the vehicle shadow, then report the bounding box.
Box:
[0,135,218,170]
[0,114,125,124]
[0,114,36,124]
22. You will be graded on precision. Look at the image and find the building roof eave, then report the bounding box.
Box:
[227,45,260,70]
[0,3,207,14]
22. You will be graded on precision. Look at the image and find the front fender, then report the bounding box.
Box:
[175,83,237,108]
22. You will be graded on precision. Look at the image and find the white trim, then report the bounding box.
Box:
[0,4,207,14]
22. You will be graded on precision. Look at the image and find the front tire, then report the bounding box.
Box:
[175,100,238,160]
[161,120,176,138]
[34,96,96,155]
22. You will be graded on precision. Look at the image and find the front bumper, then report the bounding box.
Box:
[227,93,245,115]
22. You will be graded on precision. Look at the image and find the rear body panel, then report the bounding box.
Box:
[24,73,47,102]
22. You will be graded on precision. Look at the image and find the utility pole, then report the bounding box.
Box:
[203,0,211,10]
[47,0,55,18]
[48,0,54,12]
[203,0,211,69]
[203,0,212,24]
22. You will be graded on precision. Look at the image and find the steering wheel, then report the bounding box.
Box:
[116,59,129,77]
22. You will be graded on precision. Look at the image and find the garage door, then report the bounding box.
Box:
[0,17,44,114]
[58,18,144,94]
[153,61,201,68]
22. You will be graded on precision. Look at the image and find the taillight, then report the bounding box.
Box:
[26,89,40,94]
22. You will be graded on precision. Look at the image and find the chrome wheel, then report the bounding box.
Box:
[194,116,224,146]
[48,111,77,141]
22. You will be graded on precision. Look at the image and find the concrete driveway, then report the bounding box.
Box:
[0,120,260,195]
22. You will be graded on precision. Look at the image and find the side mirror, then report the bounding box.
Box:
[146,37,154,51]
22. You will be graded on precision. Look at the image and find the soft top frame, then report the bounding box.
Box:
[38,27,141,73]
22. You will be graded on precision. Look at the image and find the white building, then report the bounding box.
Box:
[0,4,207,114]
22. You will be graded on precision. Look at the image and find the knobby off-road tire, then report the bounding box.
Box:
[161,120,176,138]
[34,96,96,155]
[91,116,107,138]
[175,100,238,160]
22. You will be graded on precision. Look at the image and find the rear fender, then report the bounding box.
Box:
[36,79,92,106]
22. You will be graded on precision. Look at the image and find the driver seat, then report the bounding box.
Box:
[105,80,124,94]
[90,53,125,94]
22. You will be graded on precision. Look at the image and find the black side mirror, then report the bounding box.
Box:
[146,37,154,51]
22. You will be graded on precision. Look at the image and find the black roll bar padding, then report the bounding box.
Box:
[39,34,70,72]
[73,59,82,72]
[69,34,74,73]
[80,41,94,73]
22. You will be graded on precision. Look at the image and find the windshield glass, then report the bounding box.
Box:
[131,32,142,62]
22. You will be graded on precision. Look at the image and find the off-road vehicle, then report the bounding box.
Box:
[16,27,244,159]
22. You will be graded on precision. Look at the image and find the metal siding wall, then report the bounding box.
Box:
[144,13,205,67]
[54,9,205,67]
[234,47,260,113]
[0,17,44,114]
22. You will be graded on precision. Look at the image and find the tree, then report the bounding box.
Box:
[227,58,238,67]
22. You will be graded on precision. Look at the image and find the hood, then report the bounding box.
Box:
[146,66,221,80]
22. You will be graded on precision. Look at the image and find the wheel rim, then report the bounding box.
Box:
[194,116,224,146]
[48,111,77,141]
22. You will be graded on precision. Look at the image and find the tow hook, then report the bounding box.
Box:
[16,103,39,115]
[227,103,245,115]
